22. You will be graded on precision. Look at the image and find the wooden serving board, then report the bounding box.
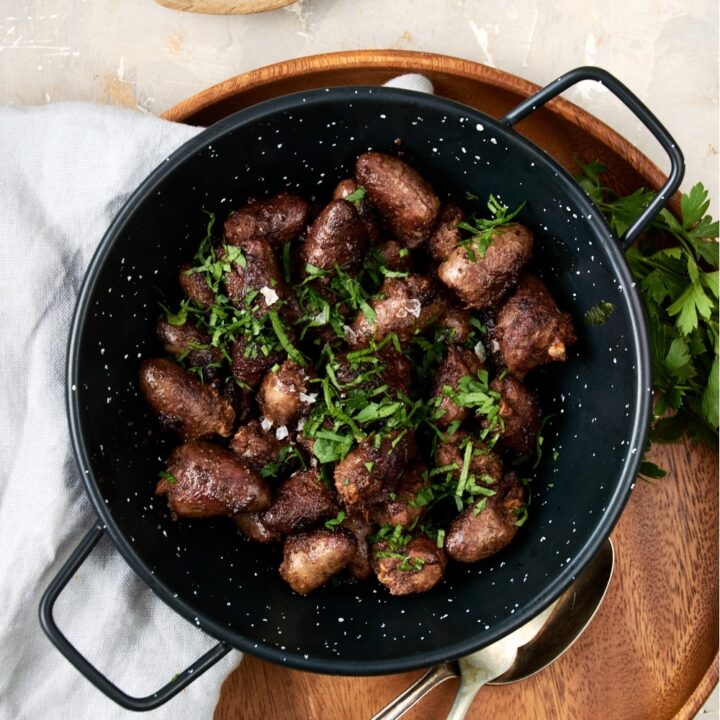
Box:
[162,50,719,720]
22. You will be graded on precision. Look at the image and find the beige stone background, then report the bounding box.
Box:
[0,0,717,716]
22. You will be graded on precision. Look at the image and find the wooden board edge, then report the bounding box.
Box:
[675,655,718,720]
[160,49,674,204]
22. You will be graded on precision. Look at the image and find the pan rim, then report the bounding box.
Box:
[65,85,651,675]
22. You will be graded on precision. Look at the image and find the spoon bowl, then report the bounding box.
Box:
[372,538,615,720]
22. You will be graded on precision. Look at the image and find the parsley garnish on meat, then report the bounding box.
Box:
[458,195,526,261]
[576,159,719,471]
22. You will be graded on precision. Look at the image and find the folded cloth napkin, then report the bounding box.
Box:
[0,74,431,720]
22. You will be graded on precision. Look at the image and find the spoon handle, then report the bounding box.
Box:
[370,663,458,720]
[445,667,496,720]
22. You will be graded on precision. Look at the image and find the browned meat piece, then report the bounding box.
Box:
[222,237,288,313]
[350,275,444,346]
[230,337,282,389]
[369,464,429,528]
[493,274,576,377]
[229,419,286,467]
[435,431,503,486]
[427,204,463,261]
[300,199,369,275]
[139,358,235,439]
[431,347,484,428]
[332,347,411,398]
[445,472,526,563]
[233,512,279,543]
[156,318,222,378]
[438,306,473,344]
[490,375,541,453]
[371,536,447,596]
[258,360,314,428]
[438,224,533,309]
[221,381,253,425]
[375,239,413,273]
[332,178,382,243]
[334,430,416,515]
[279,529,357,594]
[179,264,214,309]
[261,470,338,535]
[224,193,312,248]
[157,440,270,519]
[355,152,440,248]
[341,515,373,580]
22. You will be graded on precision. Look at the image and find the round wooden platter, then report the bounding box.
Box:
[162,50,719,720]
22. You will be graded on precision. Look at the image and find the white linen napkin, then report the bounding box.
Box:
[0,74,431,720]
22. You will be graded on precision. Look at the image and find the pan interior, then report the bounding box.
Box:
[68,88,648,674]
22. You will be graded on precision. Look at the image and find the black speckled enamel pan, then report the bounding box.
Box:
[40,67,683,711]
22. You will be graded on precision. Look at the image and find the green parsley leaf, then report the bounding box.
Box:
[584,301,615,326]
[344,186,367,205]
[158,470,178,485]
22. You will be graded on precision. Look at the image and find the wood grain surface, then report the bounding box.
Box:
[154,0,296,14]
[163,50,719,720]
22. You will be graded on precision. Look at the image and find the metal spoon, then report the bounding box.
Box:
[371,539,615,720]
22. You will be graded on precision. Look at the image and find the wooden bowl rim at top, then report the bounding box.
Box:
[159,48,716,718]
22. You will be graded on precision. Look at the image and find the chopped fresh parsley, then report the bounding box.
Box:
[576,159,719,457]
[158,470,177,485]
[584,301,616,326]
[344,185,367,205]
[457,195,526,261]
[324,510,347,530]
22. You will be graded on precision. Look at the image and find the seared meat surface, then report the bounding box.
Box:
[300,199,369,275]
[258,359,313,428]
[332,178,382,243]
[157,440,270,518]
[445,472,526,562]
[279,529,357,594]
[156,318,222,379]
[435,431,503,486]
[179,264,215,309]
[230,336,282,389]
[356,152,440,248]
[222,237,289,313]
[229,419,287,467]
[334,430,416,515]
[371,536,447,596]
[438,224,533,309]
[143,150,576,596]
[224,192,311,248]
[342,515,373,580]
[350,275,444,346]
[493,273,576,377]
[431,347,484,428]
[139,358,235,439]
[427,204,463,262]
[369,463,429,529]
[438,306,473,344]
[490,375,542,453]
[261,470,338,535]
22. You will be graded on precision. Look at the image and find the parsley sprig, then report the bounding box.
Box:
[576,159,719,463]
[458,195,526,261]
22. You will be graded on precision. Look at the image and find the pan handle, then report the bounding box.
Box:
[500,66,685,249]
[39,523,231,712]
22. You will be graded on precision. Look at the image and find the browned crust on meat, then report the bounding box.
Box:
[224,192,311,248]
[494,273,576,377]
[438,224,533,309]
[157,440,270,518]
[355,152,440,248]
[139,358,235,439]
